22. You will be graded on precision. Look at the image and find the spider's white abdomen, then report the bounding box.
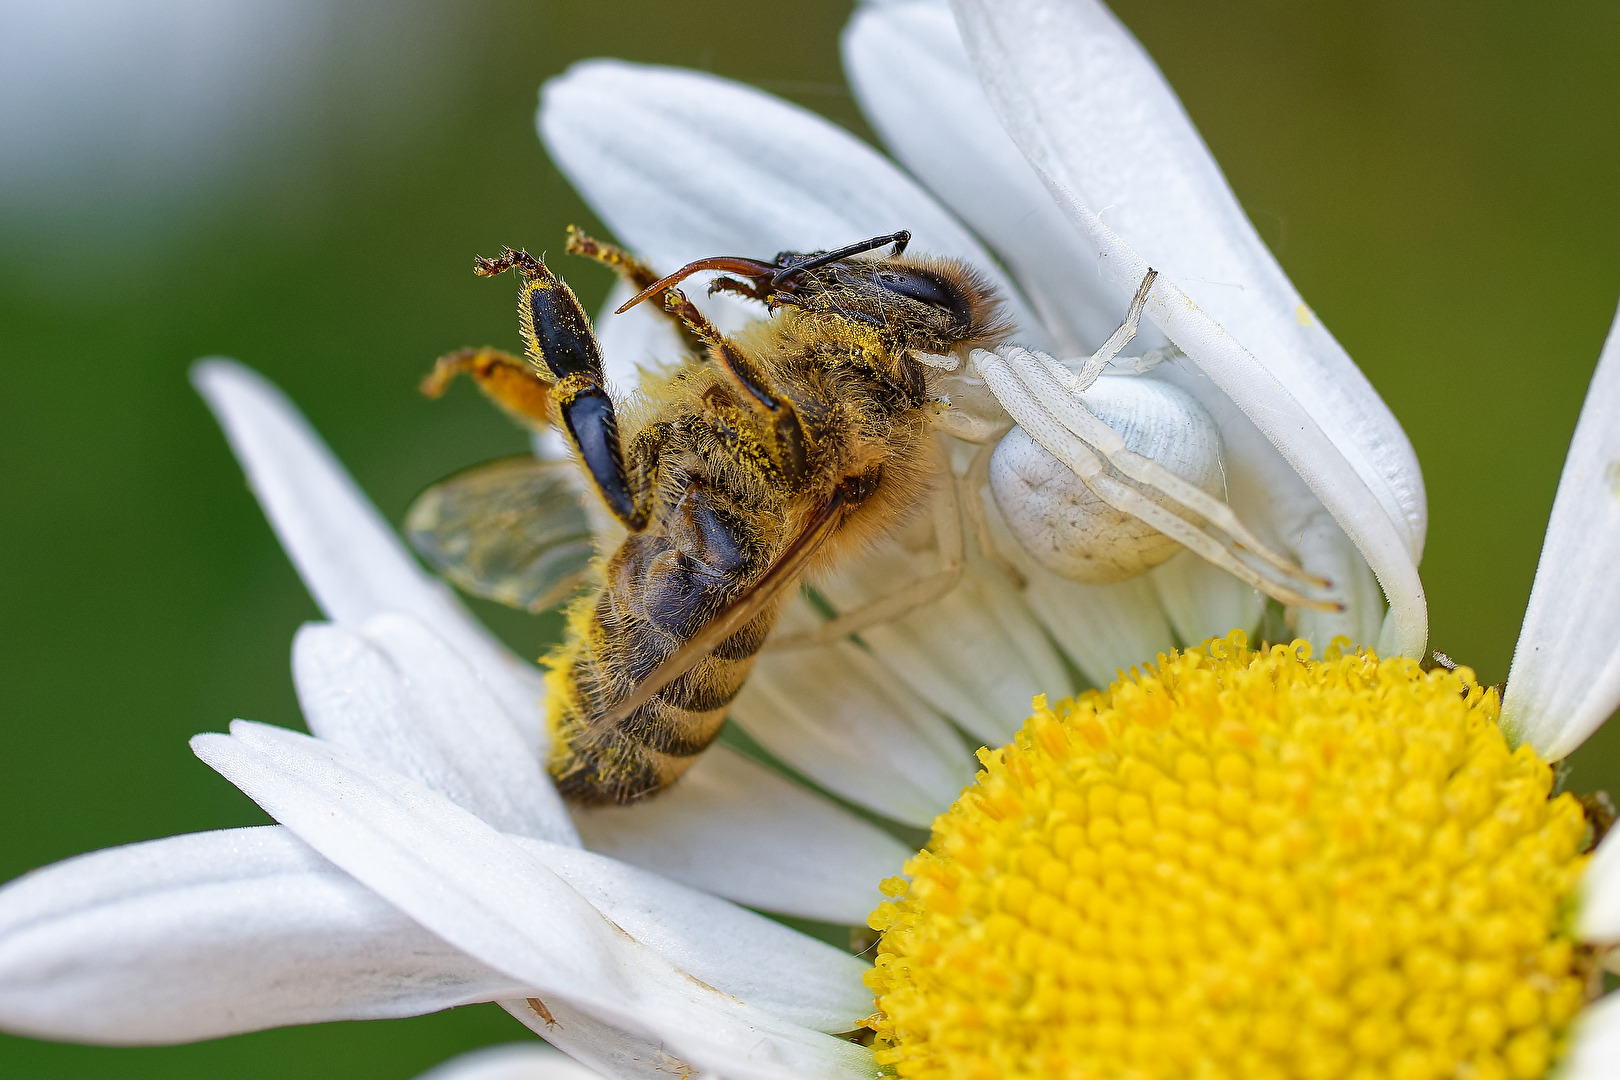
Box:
[989,373,1222,583]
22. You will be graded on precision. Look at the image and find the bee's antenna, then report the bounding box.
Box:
[615,255,778,314]
[771,230,911,287]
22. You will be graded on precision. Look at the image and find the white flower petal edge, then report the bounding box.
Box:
[733,630,976,828]
[940,0,1429,657]
[0,819,869,1050]
[414,1042,611,1080]
[502,999,726,1080]
[293,615,873,1031]
[0,826,531,1045]
[1577,823,1620,942]
[1561,987,1620,1080]
[538,58,1050,351]
[1502,299,1620,760]
[842,0,1115,355]
[573,745,911,924]
[846,0,1394,655]
[510,839,871,1034]
[191,722,875,1080]
[192,359,550,749]
[295,615,575,845]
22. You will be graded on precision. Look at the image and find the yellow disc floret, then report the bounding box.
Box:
[866,633,1593,1080]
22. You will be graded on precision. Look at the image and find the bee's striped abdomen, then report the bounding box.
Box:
[545,480,779,804]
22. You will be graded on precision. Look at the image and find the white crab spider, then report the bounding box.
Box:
[936,270,1339,613]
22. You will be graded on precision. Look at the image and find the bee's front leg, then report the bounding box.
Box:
[665,288,809,486]
[565,227,706,357]
[475,247,649,532]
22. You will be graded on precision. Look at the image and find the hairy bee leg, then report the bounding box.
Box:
[767,439,965,651]
[420,347,554,431]
[963,439,1027,589]
[475,246,646,530]
[973,346,1341,611]
[661,290,783,411]
[564,226,660,292]
[664,287,809,482]
[1071,269,1159,391]
[565,227,705,355]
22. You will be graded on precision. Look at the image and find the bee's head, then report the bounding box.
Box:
[772,251,1009,352]
[614,230,1010,353]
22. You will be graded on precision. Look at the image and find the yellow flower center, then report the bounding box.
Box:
[865,633,1594,1080]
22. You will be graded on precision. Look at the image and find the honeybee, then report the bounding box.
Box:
[413,227,1009,803]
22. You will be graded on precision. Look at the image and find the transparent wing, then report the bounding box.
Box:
[405,456,596,612]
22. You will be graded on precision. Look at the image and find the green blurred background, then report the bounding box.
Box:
[1,1,1616,1075]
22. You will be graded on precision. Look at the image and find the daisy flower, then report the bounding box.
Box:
[0,0,1435,1077]
[860,296,1620,1080]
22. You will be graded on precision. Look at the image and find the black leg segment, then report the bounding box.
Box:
[474,247,645,531]
[559,386,641,529]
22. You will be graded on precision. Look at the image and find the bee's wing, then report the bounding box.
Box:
[592,489,849,731]
[405,455,596,613]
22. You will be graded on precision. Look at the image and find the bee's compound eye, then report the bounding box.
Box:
[874,268,960,314]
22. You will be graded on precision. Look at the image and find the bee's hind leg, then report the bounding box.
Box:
[475,246,649,531]
[767,438,965,651]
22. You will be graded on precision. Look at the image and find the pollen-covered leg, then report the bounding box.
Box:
[768,440,965,650]
[565,226,705,355]
[661,286,809,485]
[421,347,553,431]
[474,246,647,531]
[974,344,1339,611]
[564,226,659,293]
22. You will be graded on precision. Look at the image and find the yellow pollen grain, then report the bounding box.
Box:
[865,632,1593,1080]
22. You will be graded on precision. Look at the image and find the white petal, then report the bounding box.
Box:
[414,1043,608,1080]
[192,724,874,1080]
[848,1,1396,654]
[0,826,528,1045]
[974,484,1179,687]
[293,617,576,845]
[843,0,1115,354]
[1148,356,1378,652]
[1502,301,1620,759]
[1149,550,1263,651]
[944,0,1424,557]
[818,544,1068,745]
[508,838,871,1034]
[902,0,1428,657]
[192,360,550,749]
[1290,509,1387,650]
[501,999,705,1080]
[732,601,974,826]
[1578,824,1620,942]
[1559,989,1620,1080]
[538,59,1049,349]
[572,745,909,925]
